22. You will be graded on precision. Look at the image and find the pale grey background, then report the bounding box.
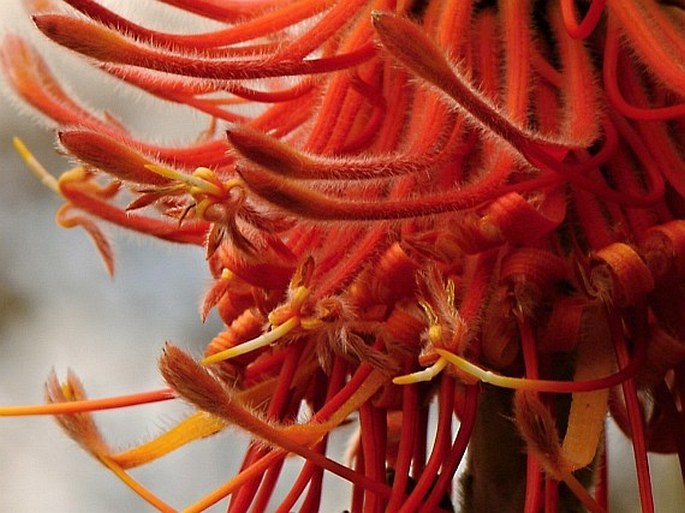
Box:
[0,1,682,512]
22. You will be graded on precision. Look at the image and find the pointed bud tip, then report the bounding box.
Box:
[159,343,230,416]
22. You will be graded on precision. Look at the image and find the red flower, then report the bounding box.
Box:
[2,1,685,512]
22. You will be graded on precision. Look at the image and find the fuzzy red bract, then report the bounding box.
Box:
[2,1,685,512]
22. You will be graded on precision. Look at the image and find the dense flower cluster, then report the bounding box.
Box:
[2,0,685,512]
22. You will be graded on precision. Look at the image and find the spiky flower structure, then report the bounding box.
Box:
[2,0,685,512]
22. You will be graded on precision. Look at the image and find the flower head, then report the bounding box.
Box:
[2,0,685,512]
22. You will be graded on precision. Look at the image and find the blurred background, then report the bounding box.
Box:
[0,1,683,512]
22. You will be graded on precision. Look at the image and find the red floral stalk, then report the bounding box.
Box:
[2,1,685,512]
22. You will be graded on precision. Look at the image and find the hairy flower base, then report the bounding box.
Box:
[2,0,685,512]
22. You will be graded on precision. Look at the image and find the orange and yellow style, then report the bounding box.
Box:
[2,0,685,511]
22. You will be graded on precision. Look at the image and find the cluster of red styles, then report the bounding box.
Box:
[2,0,685,512]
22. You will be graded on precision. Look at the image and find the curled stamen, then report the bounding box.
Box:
[13,137,59,193]
[201,316,300,365]
[435,347,645,394]
[145,164,227,197]
[392,357,447,385]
